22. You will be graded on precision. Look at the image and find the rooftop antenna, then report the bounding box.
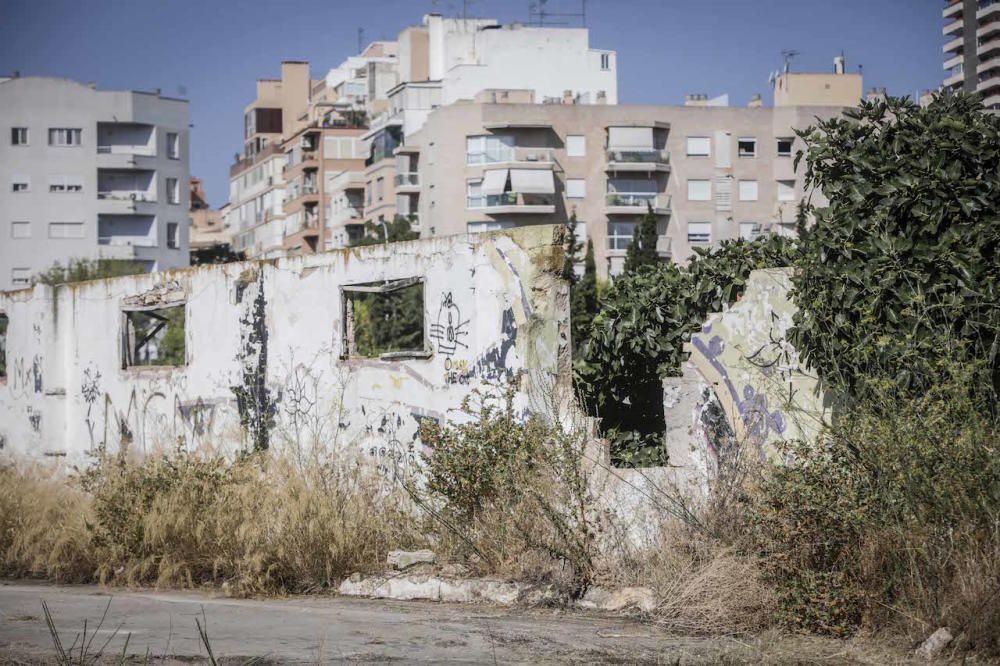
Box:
[781,49,799,74]
[529,0,586,26]
[357,27,364,54]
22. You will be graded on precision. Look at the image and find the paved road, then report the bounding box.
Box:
[0,581,736,664]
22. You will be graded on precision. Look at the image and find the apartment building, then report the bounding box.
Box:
[404,65,860,277]
[0,76,190,291]
[943,0,1000,109]
[358,13,617,234]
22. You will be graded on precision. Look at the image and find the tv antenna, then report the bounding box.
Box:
[357,27,365,53]
[781,49,800,74]
[529,0,587,27]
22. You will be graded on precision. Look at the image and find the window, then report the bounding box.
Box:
[566,178,586,199]
[122,305,186,368]
[738,180,758,201]
[607,221,637,251]
[686,136,711,157]
[688,222,711,244]
[0,312,7,379]
[49,176,83,193]
[737,137,757,158]
[11,127,28,146]
[167,177,179,204]
[687,179,711,201]
[467,179,484,208]
[600,53,610,70]
[342,278,426,359]
[466,134,514,164]
[49,222,85,239]
[12,176,29,193]
[376,177,384,201]
[777,179,796,201]
[10,221,30,239]
[739,222,759,240]
[566,135,586,157]
[167,222,180,249]
[167,132,179,159]
[366,181,373,206]
[776,137,793,157]
[48,128,82,146]
[11,268,30,288]
[468,221,514,233]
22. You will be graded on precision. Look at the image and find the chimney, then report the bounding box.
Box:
[13,70,20,78]
[596,90,607,105]
[154,87,161,96]
[562,89,574,105]
[747,93,762,108]
[87,82,96,90]
[834,55,845,75]
[866,87,886,102]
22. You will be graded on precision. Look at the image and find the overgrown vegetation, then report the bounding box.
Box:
[36,259,147,286]
[0,453,424,594]
[562,216,599,356]
[575,234,796,464]
[623,204,660,274]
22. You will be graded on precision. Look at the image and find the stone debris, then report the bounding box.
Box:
[387,549,437,570]
[915,627,953,660]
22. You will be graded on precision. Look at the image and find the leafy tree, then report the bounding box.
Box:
[570,239,599,357]
[351,214,419,247]
[790,93,1000,399]
[622,204,660,274]
[576,235,796,464]
[36,259,146,286]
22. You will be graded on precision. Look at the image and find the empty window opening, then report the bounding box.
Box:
[11,128,28,145]
[122,304,186,368]
[0,313,8,380]
[167,222,180,249]
[342,278,426,359]
[776,137,793,157]
[737,137,757,158]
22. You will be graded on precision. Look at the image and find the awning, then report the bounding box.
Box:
[608,126,653,148]
[481,169,509,195]
[510,169,554,194]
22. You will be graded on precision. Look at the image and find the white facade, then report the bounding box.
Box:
[0,77,190,290]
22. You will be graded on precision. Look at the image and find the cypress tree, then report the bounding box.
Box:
[571,238,598,355]
[623,203,660,273]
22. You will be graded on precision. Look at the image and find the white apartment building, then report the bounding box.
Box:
[0,76,190,291]
[942,0,1000,109]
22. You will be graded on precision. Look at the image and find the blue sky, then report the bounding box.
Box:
[0,0,942,207]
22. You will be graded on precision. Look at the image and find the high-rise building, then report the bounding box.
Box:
[943,0,1000,110]
[0,75,191,290]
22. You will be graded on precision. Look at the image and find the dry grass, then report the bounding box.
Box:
[0,453,427,595]
[0,463,94,582]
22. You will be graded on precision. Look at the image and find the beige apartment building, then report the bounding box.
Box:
[406,67,859,276]
[943,0,1000,109]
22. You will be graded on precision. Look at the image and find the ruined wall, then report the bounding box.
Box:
[0,226,569,467]
[663,268,829,494]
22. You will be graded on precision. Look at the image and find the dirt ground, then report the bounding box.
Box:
[0,580,933,664]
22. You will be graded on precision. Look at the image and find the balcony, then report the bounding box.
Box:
[606,234,672,259]
[97,190,157,214]
[944,0,963,19]
[466,146,555,169]
[605,192,671,215]
[944,17,965,36]
[945,69,966,87]
[944,34,965,54]
[605,147,670,172]
[230,143,283,177]
[394,172,420,192]
[468,192,555,215]
[328,205,363,227]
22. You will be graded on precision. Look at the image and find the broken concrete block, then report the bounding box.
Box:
[916,627,952,660]
[387,549,436,570]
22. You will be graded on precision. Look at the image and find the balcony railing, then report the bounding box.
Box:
[605,192,670,209]
[98,191,156,202]
[606,147,670,165]
[607,234,672,256]
[394,172,420,187]
[467,192,554,210]
[98,236,156,247]
[466,146,555,165]
[329,206,363,226]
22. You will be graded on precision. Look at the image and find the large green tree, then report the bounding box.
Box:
[576,235,796,465]
[790,93,1000,399]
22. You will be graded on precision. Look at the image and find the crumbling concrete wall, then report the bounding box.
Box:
[664,267,829,494]
[0,226,569,467]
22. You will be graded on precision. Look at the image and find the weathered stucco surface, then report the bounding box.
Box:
[0,226,569,466]
[662,268,828,494]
